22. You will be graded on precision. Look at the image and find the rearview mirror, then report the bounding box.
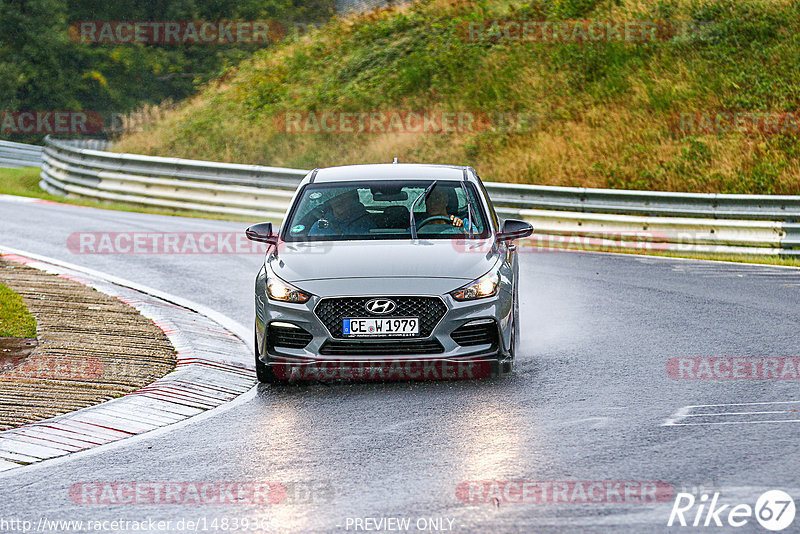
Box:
[497,219,533,242]
[245,222,278,245]
[371,187,408,201]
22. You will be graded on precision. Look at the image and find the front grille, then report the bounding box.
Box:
[315,296,447,339]
[451,321,498,347]
[319,339,444,355]
[268,324,313,349]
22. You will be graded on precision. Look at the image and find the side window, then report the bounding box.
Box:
[292,187,329,221]
[474,175,499,231]
[463,183,488,233]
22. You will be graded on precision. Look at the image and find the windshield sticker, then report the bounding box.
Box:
[290,224,305,233]
[309,192,322,199]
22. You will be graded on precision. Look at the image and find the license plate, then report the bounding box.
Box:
[343,317,419,337]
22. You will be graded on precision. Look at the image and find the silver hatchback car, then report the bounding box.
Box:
[246,163,532,383]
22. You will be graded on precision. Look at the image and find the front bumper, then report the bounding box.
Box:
[255,287,513,378]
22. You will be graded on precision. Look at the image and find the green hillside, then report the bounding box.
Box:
[114,0,800,194]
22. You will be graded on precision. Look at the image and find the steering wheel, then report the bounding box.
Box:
[415,215,467,233]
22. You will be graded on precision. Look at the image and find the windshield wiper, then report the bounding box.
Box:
[409,181,437,240]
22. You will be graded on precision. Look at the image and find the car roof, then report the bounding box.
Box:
[309,163,471,183]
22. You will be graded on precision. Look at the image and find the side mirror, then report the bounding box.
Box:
[245,222,278,245]
[497,219,533,242]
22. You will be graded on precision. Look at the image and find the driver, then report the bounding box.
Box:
[424,187,464,227]
[309,189,373,236]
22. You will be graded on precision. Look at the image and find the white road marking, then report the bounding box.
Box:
[662,405,692,426]
[664,400,800,426]
[666,419,800,426]
[682,410,793,417]
[683,400,800,408]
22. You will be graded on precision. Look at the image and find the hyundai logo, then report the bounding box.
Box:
[365,298,397,315]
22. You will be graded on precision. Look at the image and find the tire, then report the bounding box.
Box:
[490,280,519,377]
[254,328,289,385]
[511,284,519,361]
[497,286,519,376]
[500,328,516,375]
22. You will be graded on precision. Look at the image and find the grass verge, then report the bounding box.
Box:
[0,282,36,338]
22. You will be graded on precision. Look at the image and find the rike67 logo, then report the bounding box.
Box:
[668,490,795,531]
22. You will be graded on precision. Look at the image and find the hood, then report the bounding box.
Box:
[269,239,499,285]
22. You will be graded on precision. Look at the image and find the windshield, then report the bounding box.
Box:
[282,180,490,242]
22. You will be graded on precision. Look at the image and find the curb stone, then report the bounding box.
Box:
[0,252,255,471]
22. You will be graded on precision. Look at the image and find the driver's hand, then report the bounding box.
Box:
[450,215,464,227]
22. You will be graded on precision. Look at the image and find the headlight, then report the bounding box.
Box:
[266,264,310,303]
[451,270,500,301]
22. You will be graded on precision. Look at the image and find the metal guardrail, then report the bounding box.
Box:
[0,140,44,168]
[40,136,800,256]
[40,136,305,219]
[486,181,800,221]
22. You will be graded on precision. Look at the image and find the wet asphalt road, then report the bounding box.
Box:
[1,195,799,533]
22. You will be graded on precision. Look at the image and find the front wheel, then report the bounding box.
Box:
[254,329,289,385]
[493,295,518,377]
[512,286,519,360]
